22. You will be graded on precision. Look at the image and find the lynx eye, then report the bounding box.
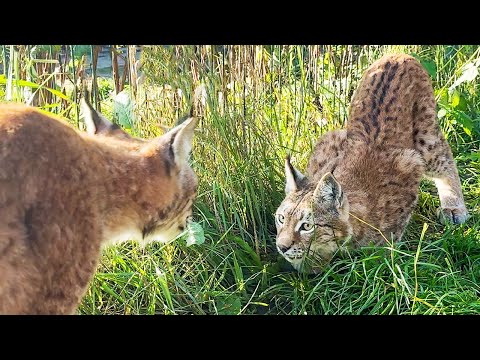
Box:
[300,222,314,233]
[276,214,285,225]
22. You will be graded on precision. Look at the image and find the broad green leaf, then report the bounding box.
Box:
[216,296,242,315]
[450,90,461,108]
[453,110,474,137]
[457,96,468,111]
[114,91,133,129]
[450,90,467,110]
[421,60,437,78]
[458,152,480,161]
[186,221,205,246]
[410,53,436,78]
[435,88,449,105]
[0,74,71,102]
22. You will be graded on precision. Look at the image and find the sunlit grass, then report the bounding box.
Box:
[6,45,476,315]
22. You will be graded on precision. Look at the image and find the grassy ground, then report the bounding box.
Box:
[37,45,480,315]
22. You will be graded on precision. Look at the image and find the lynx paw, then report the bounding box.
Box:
[437,206,469,225]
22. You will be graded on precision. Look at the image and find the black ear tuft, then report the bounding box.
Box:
[175,106,196,127]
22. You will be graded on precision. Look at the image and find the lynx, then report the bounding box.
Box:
[0,98,198,314]
[275,54,469,272]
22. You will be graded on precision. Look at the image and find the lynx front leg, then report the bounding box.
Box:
[413,98,469,224]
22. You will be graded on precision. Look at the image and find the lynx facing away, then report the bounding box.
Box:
[0,99,198,314]
[275,54,469,272]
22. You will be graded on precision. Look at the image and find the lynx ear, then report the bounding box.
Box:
[285,155,306,194]
[167,116,198,167]
[80,96,122,136]
[313,172,343,209]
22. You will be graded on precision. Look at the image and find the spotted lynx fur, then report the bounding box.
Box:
[275,54,469,272]
[0,98,198,314]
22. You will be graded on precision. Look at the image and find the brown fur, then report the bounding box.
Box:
[276,54,468,272]
[0,99,198,314]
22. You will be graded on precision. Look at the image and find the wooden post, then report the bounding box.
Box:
[111,45,120,95]
[91,45,101,112]
[127,45,137,100]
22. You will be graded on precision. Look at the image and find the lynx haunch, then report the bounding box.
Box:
[0,98,198,314]
[275,54,469,273]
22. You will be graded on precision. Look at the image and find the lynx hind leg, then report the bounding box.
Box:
[0,217,40,313]
[413,96,469,224]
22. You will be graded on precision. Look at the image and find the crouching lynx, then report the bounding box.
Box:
[0,98,198,314]
[275,54,469,272]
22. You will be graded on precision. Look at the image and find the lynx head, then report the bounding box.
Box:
[80,96,198,246]
[275,157,352,272]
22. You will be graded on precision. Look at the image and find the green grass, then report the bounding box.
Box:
[75,45,480,315]
[4,45,479,314]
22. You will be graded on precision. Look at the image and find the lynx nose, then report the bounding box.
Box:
[277,244,291,253]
